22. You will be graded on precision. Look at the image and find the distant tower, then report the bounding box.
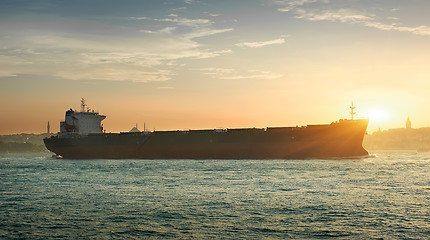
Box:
[47,121,50,134]
[350,102,356,120]
[406,116,411,129]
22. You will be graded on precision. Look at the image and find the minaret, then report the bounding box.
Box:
[47,121,50,134]
[406,116,411,129]
[350,102,356,120]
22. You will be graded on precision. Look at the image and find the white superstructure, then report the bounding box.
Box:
[59,99,106,138]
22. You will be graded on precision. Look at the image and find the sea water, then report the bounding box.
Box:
[0,152,429,239]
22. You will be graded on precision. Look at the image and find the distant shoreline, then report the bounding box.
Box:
[0,133,52,153]
[0,141,49,153]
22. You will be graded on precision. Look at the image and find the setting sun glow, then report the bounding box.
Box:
[364,108,390,123]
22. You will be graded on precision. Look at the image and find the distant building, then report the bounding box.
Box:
[129,124,140,133]
[47,121,50,134]
[406,116,411,129]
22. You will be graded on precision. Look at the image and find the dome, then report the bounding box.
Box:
[129,125,140,133]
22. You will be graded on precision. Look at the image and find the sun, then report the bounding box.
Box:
[365,107,389,123]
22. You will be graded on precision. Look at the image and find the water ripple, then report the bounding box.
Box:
[0,152,429,239]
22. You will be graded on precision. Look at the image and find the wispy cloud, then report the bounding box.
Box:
[184,0,198,4]
[58,67,173,82]
[140,27,177,34]
[197,68,283,80]
[0,44,175,82]
[130,15,212,28]
[0,13,234,82]
[275,0,329,12]
[294,8,373,23]
[363,22,430,36]
[273,0,430,36]
[184,28,234,39]
[236,37,286,48]
[132,15,233,39]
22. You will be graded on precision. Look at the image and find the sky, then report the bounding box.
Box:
[1,0,429,134]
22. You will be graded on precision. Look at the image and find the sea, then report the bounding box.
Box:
[1,152,429,239]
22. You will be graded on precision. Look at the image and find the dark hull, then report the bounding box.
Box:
[44,119,369,159]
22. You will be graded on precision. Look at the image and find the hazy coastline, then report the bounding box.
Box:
[0,133,51,153]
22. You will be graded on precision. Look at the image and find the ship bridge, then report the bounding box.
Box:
[59,99,106,137]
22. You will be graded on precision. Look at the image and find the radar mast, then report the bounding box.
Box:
[350,102,356,120]
[81,98,87,112]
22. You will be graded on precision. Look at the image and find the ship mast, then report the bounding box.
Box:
[81,98,87,112]
[350,102,356,120]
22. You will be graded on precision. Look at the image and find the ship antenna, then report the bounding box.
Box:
[81,98,87,112]
[350,102,356,120]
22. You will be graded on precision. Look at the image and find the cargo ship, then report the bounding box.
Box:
[44,99,369,159]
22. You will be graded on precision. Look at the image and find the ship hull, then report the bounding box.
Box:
[44,119,369,159]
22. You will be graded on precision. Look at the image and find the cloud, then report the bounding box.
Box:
[184,0,201,5]
[0,71,17,77]
[363,22,430,36]
[0,46,174,82]
[197,68,283,80]
[140,27,177,34]
[131,15,234,39]
[185,28,234,39]
[206,12,220,17]
[193,49,233,59]
[236,37,286,48]
[58,67,173,83]
[294,8,373,23]
[275,0,330,12]
[273,1,430,36]
[132,15,212,28]
[0,13,234,82]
